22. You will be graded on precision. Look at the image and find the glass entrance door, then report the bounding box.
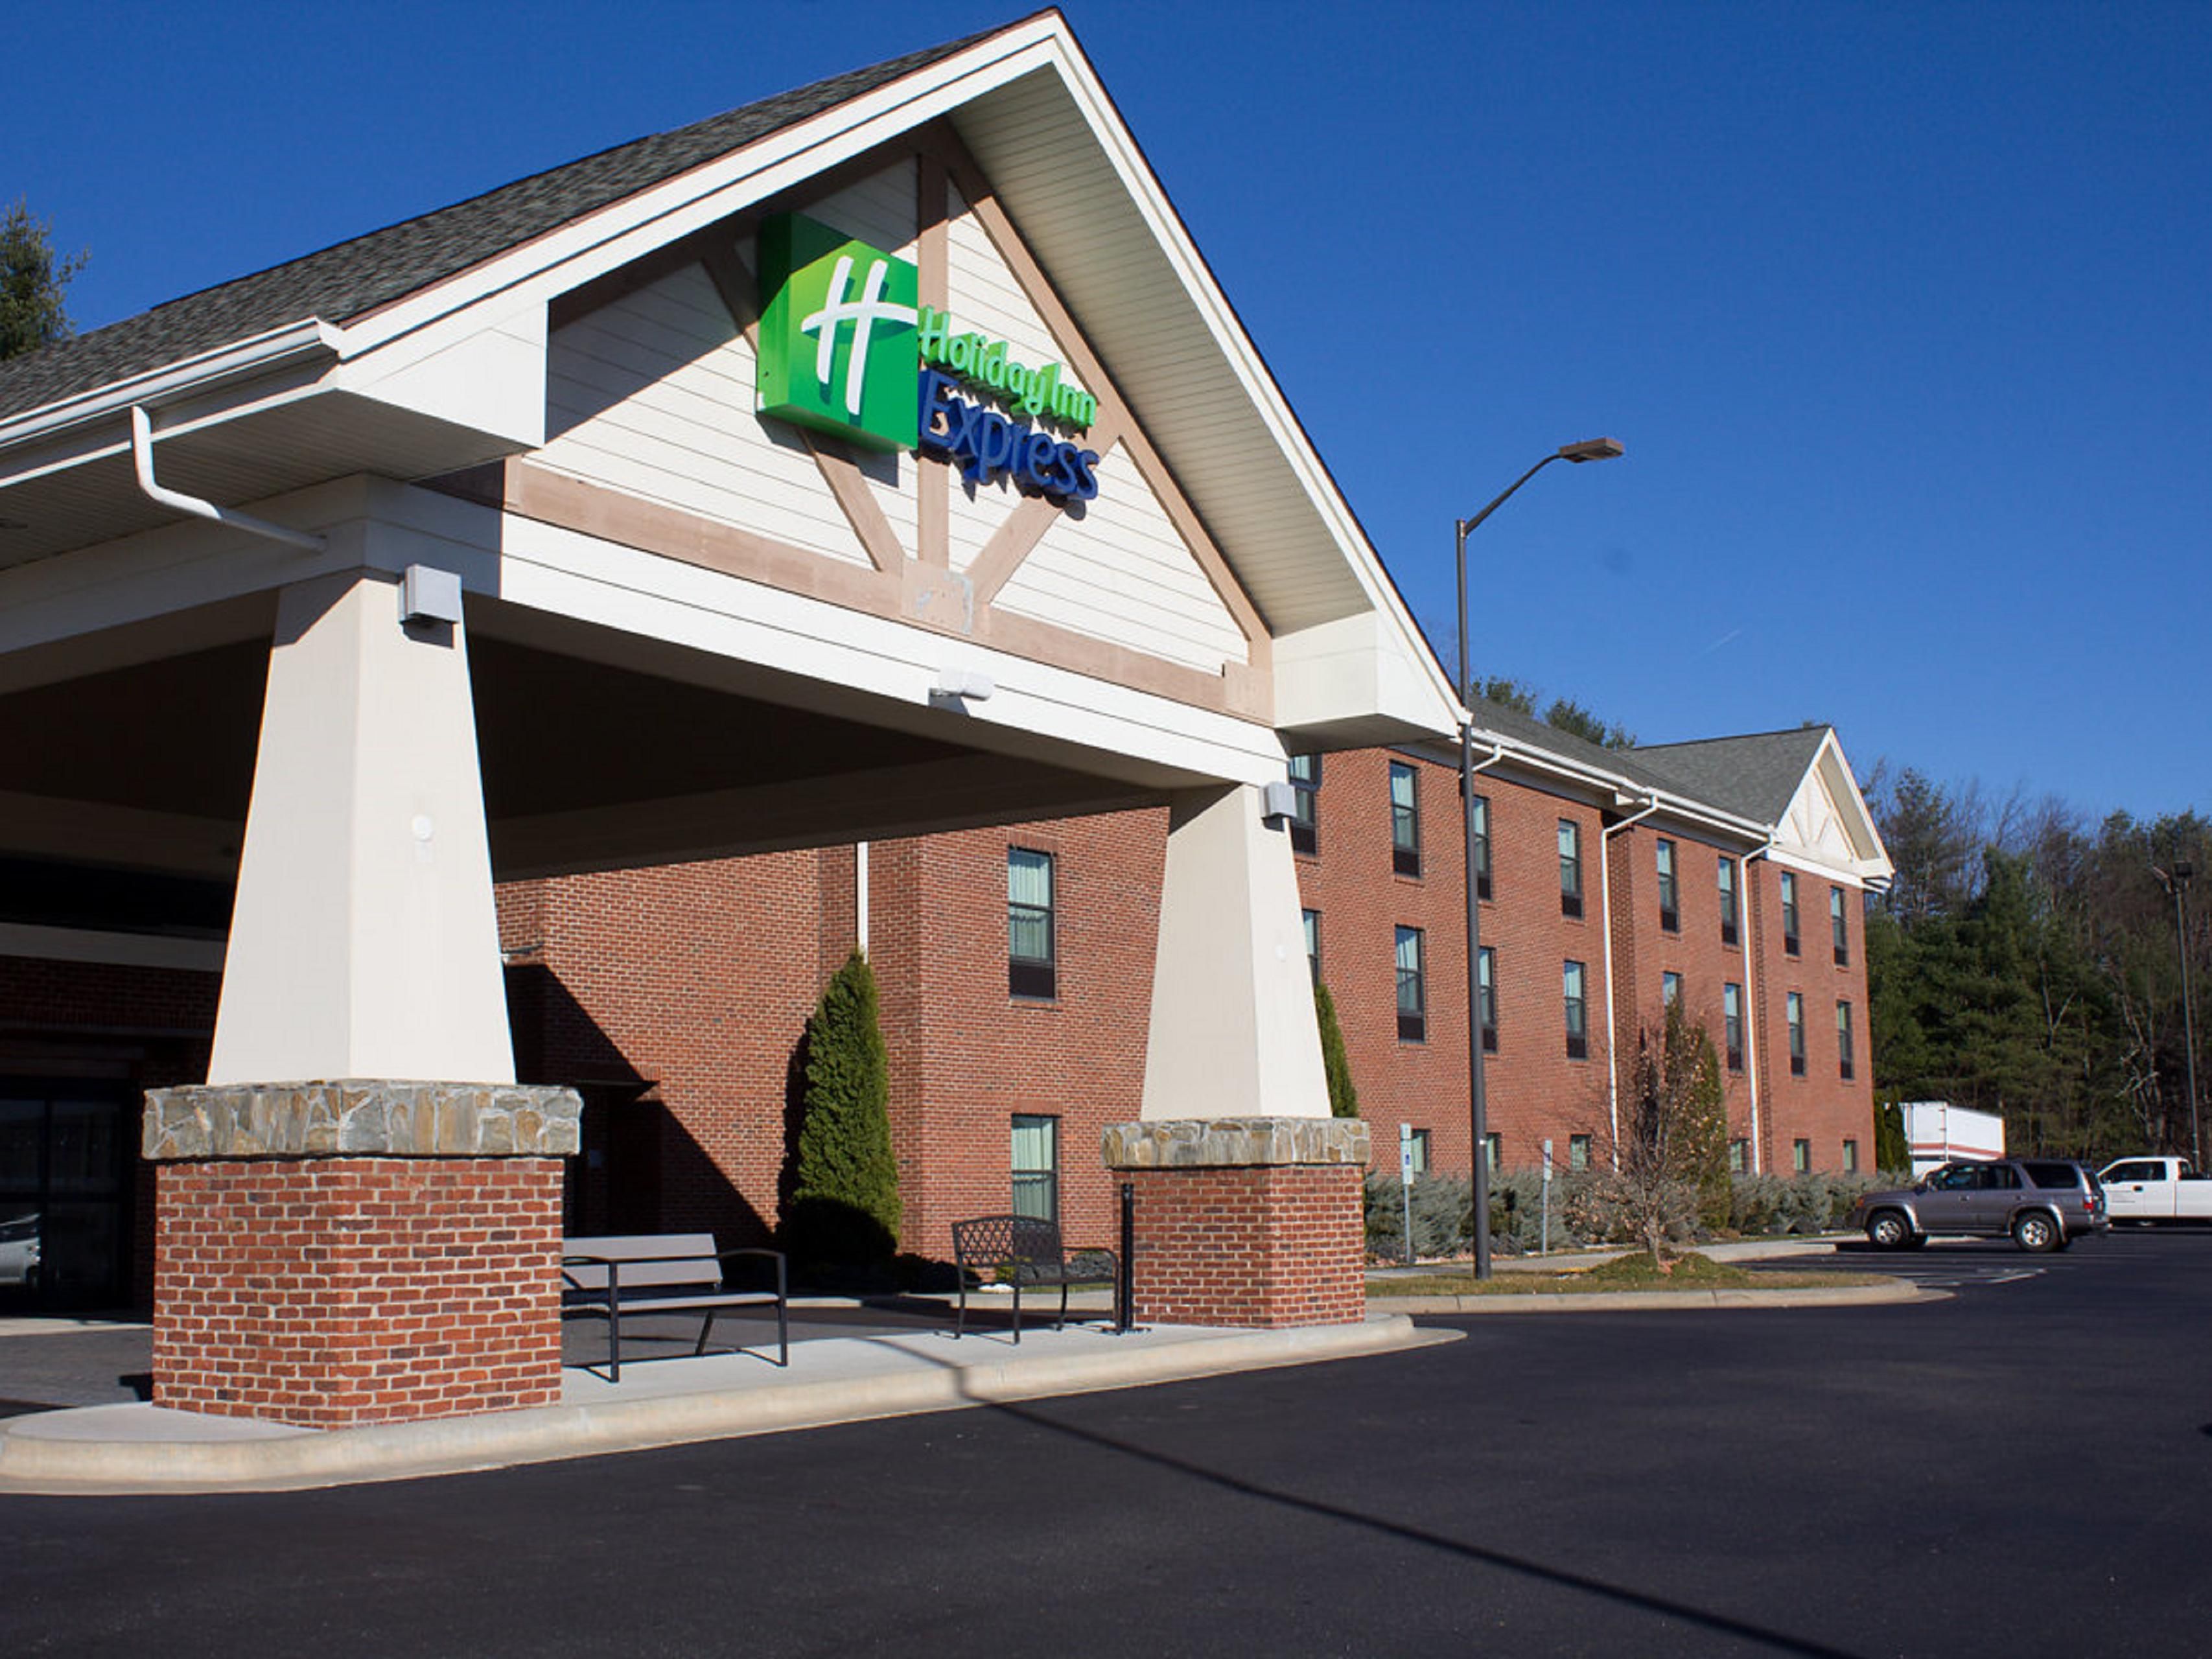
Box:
[0,1083,132,1310]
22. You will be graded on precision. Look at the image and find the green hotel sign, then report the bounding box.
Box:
[756,213,1100,496]
[755,213,921,452]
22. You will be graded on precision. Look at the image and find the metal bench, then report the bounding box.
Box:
[561,1233,788,1380]
[950,1215,1119,1343]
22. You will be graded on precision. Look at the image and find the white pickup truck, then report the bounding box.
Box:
[2097,1157,2212,1224]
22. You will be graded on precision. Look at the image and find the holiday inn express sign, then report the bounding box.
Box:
[756,212,1101,500]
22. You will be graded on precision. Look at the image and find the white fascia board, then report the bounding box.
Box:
[1035,33,1461,736]
[323,21,1068,368]
[1275,611,1460,743]
[359,479,1288,790]
[1452,722,1771,845]
[0,321,338,482]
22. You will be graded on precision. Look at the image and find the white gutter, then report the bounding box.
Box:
[1600,794,1664,1160]
[0,319,339,462]
[128,406,325,552]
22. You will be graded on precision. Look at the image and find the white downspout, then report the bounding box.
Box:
[1739,841,1777,1174]
[1601,796,1663,1161]
[856,841,870,955]
[130,405,325,552]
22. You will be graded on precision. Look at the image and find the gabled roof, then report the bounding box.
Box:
[0,29,1003,423]
[1632,726,1832,824]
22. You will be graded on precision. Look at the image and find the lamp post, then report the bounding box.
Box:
[1456,437,1622,1279]
[2153,861,2201,1167]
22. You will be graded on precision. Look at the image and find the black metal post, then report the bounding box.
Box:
[1115,1180,1135,1332]
[1452,439,1622,1281]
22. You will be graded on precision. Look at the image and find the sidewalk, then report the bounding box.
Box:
[0,1310,1450,1496]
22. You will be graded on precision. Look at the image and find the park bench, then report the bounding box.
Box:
[950,1214,1119,1343]
[561,1233,788,1380]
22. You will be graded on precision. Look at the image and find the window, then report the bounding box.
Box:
[1471,794,1492,900]
[1407,1128,1432,1175]
[1780,871,1800,956]
[1478,946,1498,1052]
[1563,960,1589,1060]
[1395,926,1426,1042]
[1831,887,1850,966]
[1484,1133,1502,1174]
[1011,1115,1060,1220]
[1837,1000,1855,1080]
[1723,982,1745,1071]
[1843,1137,1860,1174]
[1008,848,1056,999]
[1558,819,1583,918]
[1389,761,1421,877]
[1793,1138,1811,1174]
[1286,754,1320,855]
[1656,839,1679,933]
[1787,992,1806,1075]
[1302,909,1321,989]
[1718,857,1740,946]
[1570,1134,1591,1171]
[1729,1139,1749,1174]
[1662,971,1683,1012]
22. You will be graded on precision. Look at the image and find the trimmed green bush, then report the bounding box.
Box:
[785,949,900,1269]
[1875,1100,1910,1172]
[1316,982,1359,1119]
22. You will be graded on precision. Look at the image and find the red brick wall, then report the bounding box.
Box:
[1124,1165,1365,1326]
[1745,862,1875,1174]
[153,1157,562,1426]
[869,813,1165,1260]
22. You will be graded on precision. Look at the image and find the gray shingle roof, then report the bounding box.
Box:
[1629,726,1832,824]
[0,25,1011,424]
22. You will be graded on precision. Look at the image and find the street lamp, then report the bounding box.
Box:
[2152,861,2201,1167]
[1456,437,1623,1279]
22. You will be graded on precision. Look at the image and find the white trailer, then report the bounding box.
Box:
[1901,1102,2005,1178]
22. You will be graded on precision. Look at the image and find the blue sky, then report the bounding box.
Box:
[14,1,2209,820]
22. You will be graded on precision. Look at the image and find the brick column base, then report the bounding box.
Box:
[144,1082,580,1428]
[1103,1118,1369,1328]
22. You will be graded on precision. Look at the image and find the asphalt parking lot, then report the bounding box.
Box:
[7,1229,2211,1657]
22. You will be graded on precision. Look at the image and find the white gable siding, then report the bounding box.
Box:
[943,181,1087,575]
[998,470,1250,672]
[542,263,874,568]
[1780,771,1864,879]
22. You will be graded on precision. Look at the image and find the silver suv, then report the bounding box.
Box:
[1850,1159,2108,1253]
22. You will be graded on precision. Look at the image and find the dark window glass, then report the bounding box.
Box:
[1302,909,1321,990]
[1832,887,1850,965]
[1662,971,1682,1011]
[1287,753,1320,855]
[1559,819,1582,918]
[1408,1128,1432,1175]
[1787,991,1806,1075]
[1717,857,1739,946]
[1478,946,1497,1052]
[1396,927,1426,1042]
[1390,761,1421,877]
[1472,795,1492,901]
[1008,848,1056,999]
[1793,1139,1811,1174]
[2024,1161,2084,1190]
[1570,1134,1592,1171]
[1011,1115,1059,1222]
[1729,1139,1749,1174]
[1781,871,1800,956]
[1656,839,1679,932]
[1564,960,1588,1060]
[1837,1000,1854,1080]
[1844,1139,1860,1174]
[1723,982,1744,1071]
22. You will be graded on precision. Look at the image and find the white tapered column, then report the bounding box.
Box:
[1140,782,1328,1120]
[208,566,513,1085]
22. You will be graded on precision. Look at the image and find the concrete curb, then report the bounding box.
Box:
[1371,1279,1942,1314]
[0,1316,1454,1496]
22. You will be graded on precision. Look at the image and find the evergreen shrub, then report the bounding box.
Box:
[785,949,901,1270]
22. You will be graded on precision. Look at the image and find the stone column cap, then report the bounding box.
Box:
[143,1080,582,1160]
[1102,1117,1370,1170]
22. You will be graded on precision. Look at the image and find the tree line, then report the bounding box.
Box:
[1866,767,2209,1163]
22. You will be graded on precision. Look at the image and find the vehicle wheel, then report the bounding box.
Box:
[1866,1210,1913,1251]
[2012,1212,2061,1253]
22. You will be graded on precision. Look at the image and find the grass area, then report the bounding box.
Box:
[1369,1251,1895,1297]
